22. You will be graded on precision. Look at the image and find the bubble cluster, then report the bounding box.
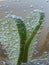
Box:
[0,16,20,65]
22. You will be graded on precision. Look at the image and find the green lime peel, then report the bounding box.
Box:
[15,11,45,65]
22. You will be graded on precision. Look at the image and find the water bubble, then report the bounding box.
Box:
[40,26,43,29]
[27,22,29,25]
[12,28,16,31]
[21,63,27,65]
[17,0,20,2]
[47,27,49,32]
[37,62,40,65]
[5,11,8,14]
[45,0,48,2]
[44,51,48,54]
[30,5,33,8]
[4,52,8,55]
[37,30,42,34]
[6,5,9,8]
[24,10,26,13]
[34,41,38,44]
[32,26,34,29]
[41,6,43,9]
[0,5,2,7]
[2,61,6,65]
[10,11,13,14]
[2,4,6,7]
[26,16,31,19]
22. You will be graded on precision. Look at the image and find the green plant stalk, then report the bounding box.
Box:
[22,13,45,62]
[15,19,27,65]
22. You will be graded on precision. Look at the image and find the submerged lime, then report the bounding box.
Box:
[0,16,20,65]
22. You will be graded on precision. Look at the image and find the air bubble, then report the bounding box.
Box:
[0,5,2,7]
[17,0,20,2]
[5,11,8,14]
[37,30,42,34]
[26,16,31,19]
[32,26,34,29]
[41,6,43,9]
[30,5,33,8]
[34,41,38,44]
[44,51,48,54]
[6,5,9,8]
[24,10,26,13]
[27,22,29,25]
[2,61,6,65]
[47,27,49,32]
[10,11,13,14]
[2,4,5,7]
[37,62,40,65]
[45,0,48,2]
[33,50,38,54]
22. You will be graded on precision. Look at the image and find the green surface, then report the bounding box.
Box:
[0,17,20,65]
[15,18,26,65]
[23,10,45,62]
[0,10,45,65]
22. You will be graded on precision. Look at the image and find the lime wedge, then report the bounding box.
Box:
[25,10,43,41]
[0,16,20,65]
[23,10,45,62]
[15,18,26,65]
